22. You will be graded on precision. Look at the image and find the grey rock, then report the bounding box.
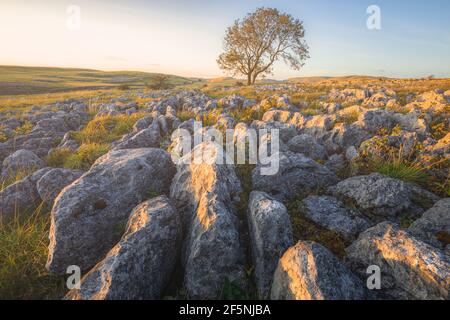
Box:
[113,127,161,150]
[36,168,83,207]
[170,141,245,299]
[303,195,372,241]
[346,222,450,300]
[325,154,346,174]
[286,134,327,160]
[408,198,450,250]
[66,196,181,300]
[2,149,45,179]
[329,173,439,219]
[357,109,395,134]
[271,241,367,300]
[47,148,176,274]
[252,152,339,201]
[248,191,294,298]
[0,168,52,220]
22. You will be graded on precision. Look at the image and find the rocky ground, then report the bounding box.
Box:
[0,80,449,300]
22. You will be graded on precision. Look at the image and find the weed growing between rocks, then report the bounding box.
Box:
[45,143,109,170]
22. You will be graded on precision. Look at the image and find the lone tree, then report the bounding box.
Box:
[217,7,309,85]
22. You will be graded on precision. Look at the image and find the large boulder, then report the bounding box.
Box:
[346,222,450,300]
[286,134,327,160]
[252,152,338,201]
[0,168,51,220]
[1,149,45,179]
[329,173,439,220]
[357,109,395,134]
[408,198,450,250]
[302,195,372,242]
[66,196,181,300]
[170,141,245,299]
[270,241,367,300]
[320,123,370,154]
[47,148,176,274]
[248,191,294,298]
[113,126,161,150]
[36,168,84,207]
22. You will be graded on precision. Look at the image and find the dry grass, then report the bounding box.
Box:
[72,113,145,145]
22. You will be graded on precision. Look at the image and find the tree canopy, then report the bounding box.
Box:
[217,7,310,85]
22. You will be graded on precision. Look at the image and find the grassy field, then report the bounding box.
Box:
[0,65,198,96]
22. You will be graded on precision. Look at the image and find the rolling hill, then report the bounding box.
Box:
[0,65,197,95]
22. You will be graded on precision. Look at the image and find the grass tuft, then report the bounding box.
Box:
[0,205,66,299]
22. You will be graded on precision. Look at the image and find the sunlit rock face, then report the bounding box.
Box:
[346,222,450,300]
[271,241,367,300]
[47,148,176,274]
[66,196,182,300]
[328,173,439,220]
[408,198,450,250]
[170,141,246,299]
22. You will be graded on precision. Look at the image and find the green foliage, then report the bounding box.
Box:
[0,205,66,299]
[176,110,196,122]
[72,113,145,145]
[45,148,74,168]
[46,143,109,171]
[375,159,428,185]
[63,143,110,170]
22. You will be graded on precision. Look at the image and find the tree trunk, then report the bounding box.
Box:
[247,73,252,86]
[251,72,258,85]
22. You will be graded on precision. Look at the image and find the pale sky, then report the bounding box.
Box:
[1,0,449,79]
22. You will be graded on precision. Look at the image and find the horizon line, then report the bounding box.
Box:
[1,63,449,81]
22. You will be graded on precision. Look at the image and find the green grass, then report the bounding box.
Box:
[176,110,196,122]
[375,159,428,185]
[44,113,145,170]
[45,143,110,171]
[1,168,38,191]
[0,65,194,96]
[72,113,145,145]
[0,205,66,299]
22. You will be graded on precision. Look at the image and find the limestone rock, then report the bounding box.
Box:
[47,148,176,274]
[248,191,294,298]
[271,241,367,300]
[346,222,450,299]
[66,196,181,300]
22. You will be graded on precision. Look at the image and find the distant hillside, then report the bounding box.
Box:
[287,75,391,84]
[0,65,195,95]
